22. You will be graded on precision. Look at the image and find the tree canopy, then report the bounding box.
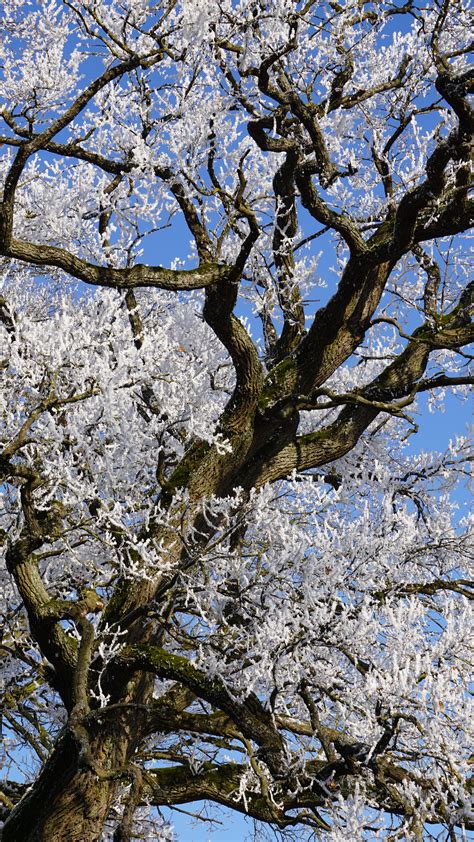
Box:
[0,1,473,839]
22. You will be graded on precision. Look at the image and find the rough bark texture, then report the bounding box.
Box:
[3,735,118,842]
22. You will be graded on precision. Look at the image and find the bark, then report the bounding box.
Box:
[2,729,123,842]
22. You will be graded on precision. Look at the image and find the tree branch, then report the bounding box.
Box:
[119,644,287,778]
[2,236,229,290]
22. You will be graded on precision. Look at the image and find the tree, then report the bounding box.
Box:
[0,0,472,839]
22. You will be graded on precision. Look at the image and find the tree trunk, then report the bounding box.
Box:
[2,729,123,842]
